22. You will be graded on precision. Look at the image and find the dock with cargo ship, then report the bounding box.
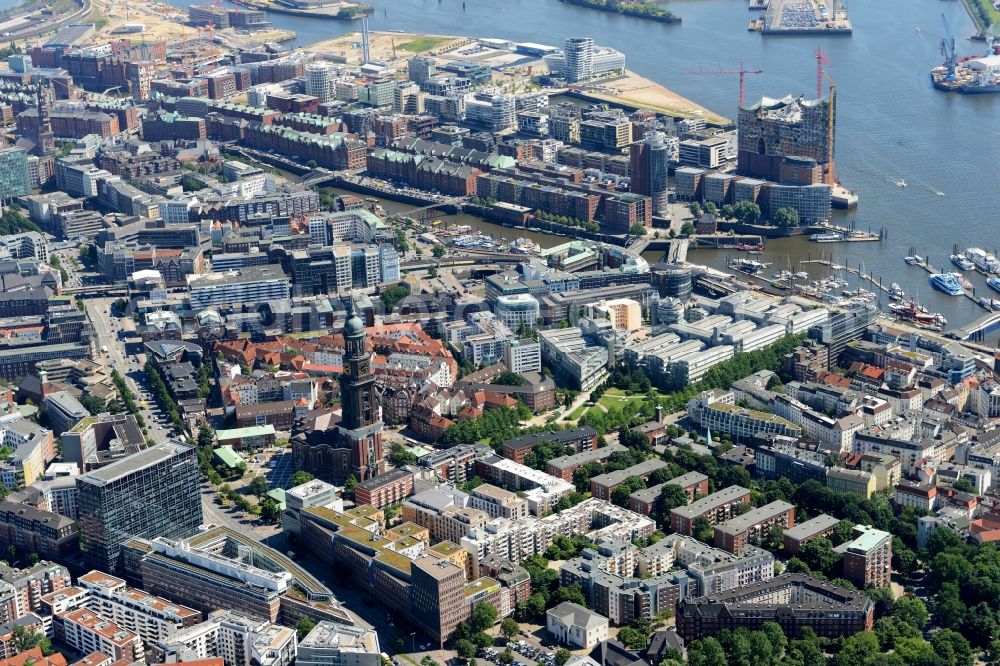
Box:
[932,53,1000,95]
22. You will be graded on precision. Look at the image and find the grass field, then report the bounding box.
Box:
[397,36,452,52]
[598,388,663,411]
[964,0,1000,31]
[566,404,589,421]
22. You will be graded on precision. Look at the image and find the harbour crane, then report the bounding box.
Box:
[940,13,957,81]
[682,61,763,107]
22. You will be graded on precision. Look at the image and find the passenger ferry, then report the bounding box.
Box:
[929,272,964,296]
[951,254,976,271]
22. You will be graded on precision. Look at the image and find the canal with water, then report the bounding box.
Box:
[166,0,1000,333]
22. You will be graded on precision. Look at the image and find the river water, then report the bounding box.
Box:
[167,0,1000,331]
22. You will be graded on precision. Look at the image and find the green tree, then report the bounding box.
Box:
[934,582,966,629]
[951,478,975,493]
[455,639,476,660]
[655,484,690,518]
[343,474,358,500]
[381,284,410,313]
[428,265,438,279]
[389,443,417,467]
[831,631,880,666]
[500,617,519,642]
[692,516,715,543]
[891,637,938,665]
[554,649,571,666]
[617,625,647,650]
[248,475,269,497]
[12,625,51,656]
[611,475,646,508]
[295,618,316,641]
[290,471,314,487]
[772,207,800,228]
[893,595,928,630]
[874,616,920,650]
[432,245,446,258]
[629,222,647,236]
[180,174,205,192]
[688,202,702,217]
[680,221,696,236]
[798,538,840,577]
[551,583,587,607]
[259,498,281,523]
[687,637,727,666]
[470,601,498,633]
[492,372,527,387]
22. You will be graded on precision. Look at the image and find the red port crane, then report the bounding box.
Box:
[815,45,831,99]
[682,61,763,107]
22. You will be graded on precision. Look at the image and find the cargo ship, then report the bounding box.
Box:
[931,37,1000,94]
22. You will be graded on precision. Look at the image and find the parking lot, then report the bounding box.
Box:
[266,451,294,489]
[478,639,559,666]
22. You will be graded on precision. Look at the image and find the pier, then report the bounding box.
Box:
[947,311,1000,340]
[797,259,890,294]
[906,255,989,309]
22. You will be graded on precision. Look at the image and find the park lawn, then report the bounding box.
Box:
[599,393,655,411]
[584,405,606,420]
[397,36,452,52]
[567,404,589,420]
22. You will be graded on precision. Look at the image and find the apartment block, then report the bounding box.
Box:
[0,502,78,560]
[835,525,892,589]
[474,456,574,515]
[468,485,529,521]
[782,514,840,553]
[677,574,874,641]
[546,445,626,482]
[501,428,597,465]
[0,562,70,623]
[217,612,297,666]
[826,467,876,499]
[353,469,413,510]
[296,621,380,666]
[636,534,774,597]
[54,608,142,662]
[402,487,490,546]
[713,501,796,555]
[589,460,668,502]
[669,486,751,535]
[77,570,201,642]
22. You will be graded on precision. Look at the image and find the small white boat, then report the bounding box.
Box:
[889,283,904,301]
[894,179,907,188]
